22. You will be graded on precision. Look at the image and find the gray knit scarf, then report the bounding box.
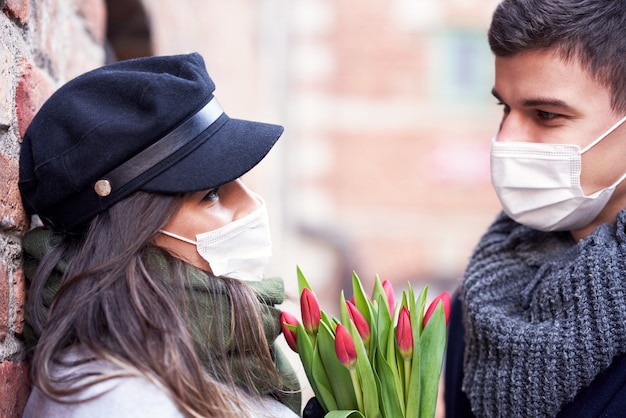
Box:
[461,211,626,418]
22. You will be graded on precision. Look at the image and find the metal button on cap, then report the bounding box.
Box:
[94,179,112,197]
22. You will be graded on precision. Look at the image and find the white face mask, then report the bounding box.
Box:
[160,198,272,281]
[491,115,626,231]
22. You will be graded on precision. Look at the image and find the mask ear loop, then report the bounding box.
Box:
[581,115,626,153]
[608,171,626,190]
[159,229,197,245]
[580,115,626,191]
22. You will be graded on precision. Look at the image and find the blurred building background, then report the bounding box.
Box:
[106,0,502,305]
[105,0,504,315]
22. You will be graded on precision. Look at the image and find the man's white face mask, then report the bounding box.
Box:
[490,115,626,231]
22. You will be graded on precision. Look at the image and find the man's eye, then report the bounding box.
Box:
[537,110,558,121]
[202,188,219,201]
[496,101,510,115]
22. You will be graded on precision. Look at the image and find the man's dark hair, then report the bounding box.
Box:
[488,0,626,111]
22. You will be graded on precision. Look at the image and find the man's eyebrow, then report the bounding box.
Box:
[522,98,575,112]
[491,88,575,112]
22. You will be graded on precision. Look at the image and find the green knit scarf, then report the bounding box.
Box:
[22,227,301,414]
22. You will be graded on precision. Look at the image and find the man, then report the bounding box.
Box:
[444,1,626,416]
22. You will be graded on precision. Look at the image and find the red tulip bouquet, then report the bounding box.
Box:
[281,267,450,418]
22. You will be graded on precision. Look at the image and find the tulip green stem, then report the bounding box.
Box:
[403,357,411,405]
[349,367,364,413]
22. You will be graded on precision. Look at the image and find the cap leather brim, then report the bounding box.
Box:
[141,116,283,193]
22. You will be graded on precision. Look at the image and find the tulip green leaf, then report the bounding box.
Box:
[414,286,428,334]
[297,265,313,295]
[384,307,403,405]
[325,411,365,418]
[317,321,359,410]
[346,319,381,417]
[404,285,428,417]
[372,276,391,320]
[296,322,336,412]
[296,322,337,412]
[351,272,373,327]
[320,310,336,330]
[375,296,391,359]
[420,302,446,418]
[373,294,404,415]
[374,348,404,417]
[340,291,351,327]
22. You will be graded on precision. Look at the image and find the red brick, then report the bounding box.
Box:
[0,38,13,129]
[0,262,8,342]
[32,1,58,74]
[74,0,107,45]
[12,269,24,335]
[0,361,30,418]
[0,153,28,231]
[15,58,55,140]
[4,0,30,24]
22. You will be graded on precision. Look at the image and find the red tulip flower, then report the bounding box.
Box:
[423,291,451,329]
[301,288,321,335]
[335,323,357,369]
[382,279,395,315]
[346,300,371,346]
[396,306,413,359]
[280,311,299,352]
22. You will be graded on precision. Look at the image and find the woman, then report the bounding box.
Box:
[19,53,300,417]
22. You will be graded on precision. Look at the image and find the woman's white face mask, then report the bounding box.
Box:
[160,199,272,281]
[490,115,626,231]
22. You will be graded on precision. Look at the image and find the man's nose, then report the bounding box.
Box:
[496,113,533,143]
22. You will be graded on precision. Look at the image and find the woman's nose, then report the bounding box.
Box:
[228,179,261,221]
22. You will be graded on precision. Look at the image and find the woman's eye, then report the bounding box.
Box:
[202,188,220,202]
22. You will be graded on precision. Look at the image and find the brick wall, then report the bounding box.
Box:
[0,0,106,416]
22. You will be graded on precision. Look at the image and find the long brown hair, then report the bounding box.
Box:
[27,191,281,417]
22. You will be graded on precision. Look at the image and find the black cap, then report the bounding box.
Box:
[18,52,283,232]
